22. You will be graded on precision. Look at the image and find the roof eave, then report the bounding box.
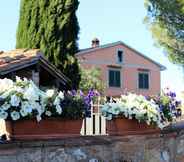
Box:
[76,41,166,71]
[160,66,167,71]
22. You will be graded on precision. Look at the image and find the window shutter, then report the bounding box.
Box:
[144,74,149,89]
[138,73,149,89]
[108,70,121,87]
[109,70,114,86]
[115,71,120,87]
[139,73,143,89]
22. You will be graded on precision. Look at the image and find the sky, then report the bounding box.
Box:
[0,0,183,93]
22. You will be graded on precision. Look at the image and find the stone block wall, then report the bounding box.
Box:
[0,132,184,162]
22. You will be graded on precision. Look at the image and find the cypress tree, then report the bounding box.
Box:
[16,0,80,89]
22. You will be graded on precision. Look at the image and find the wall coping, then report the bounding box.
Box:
[0,120,184,149]
[0,133,180,150]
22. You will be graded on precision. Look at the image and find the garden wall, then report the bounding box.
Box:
[0,130,184,162]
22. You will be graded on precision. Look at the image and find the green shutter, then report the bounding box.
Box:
[138,73,149,89]
[115,71,120,87]
[139,73,143,89]
[109,70,121,87]
[109,70,114,87]
[144,74,149,89]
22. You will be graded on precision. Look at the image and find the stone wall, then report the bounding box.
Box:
[0,131,184,162]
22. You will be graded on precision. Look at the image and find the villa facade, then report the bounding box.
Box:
[76,38,166,96]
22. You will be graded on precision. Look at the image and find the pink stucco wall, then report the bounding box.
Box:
[76,44,161,96]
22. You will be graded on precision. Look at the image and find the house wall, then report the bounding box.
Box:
[77,44,161,96]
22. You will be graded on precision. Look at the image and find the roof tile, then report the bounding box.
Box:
[0,49,41,72]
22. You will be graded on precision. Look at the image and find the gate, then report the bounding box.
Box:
[81,101,106,136]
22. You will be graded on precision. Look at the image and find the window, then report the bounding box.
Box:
[138,72,149,89]
[109,69,121,87]
[117,50,123,63]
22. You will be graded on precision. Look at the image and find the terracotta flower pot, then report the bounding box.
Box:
[5,118,83,140]
[106,117,160,136]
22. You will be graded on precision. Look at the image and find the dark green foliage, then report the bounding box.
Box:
[59,95,87,120]
[16,0,80,89]
[144,0,184,64]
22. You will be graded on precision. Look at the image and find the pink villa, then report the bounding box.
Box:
[76,38,166,97]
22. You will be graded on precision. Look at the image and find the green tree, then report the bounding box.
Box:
[79,67,105,94]
[144,0,184,64]
[16,0,80,89]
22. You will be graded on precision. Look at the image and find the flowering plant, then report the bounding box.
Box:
[0,77,88,121]
[66,88,100,118]
[151,88,182,122]
[101,93,179,129]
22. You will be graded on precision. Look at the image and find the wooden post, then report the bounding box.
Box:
[32,70,39,86]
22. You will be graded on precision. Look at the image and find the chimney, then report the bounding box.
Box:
[91,38,100,48]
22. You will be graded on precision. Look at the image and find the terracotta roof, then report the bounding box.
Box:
[0,49,42,73]
[0,49,71,86]
[76,41,166,71]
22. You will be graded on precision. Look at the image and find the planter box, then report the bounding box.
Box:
[106,117,160,136]
[5,118,82,140]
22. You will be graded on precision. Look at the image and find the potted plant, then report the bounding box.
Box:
[101,93,177,136]
[0,77,89,140]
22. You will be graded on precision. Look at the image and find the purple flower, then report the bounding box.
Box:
[171,104,176,110]
[159,105,164,112]
[88,89,95,97]
[167,92,176,98]
[94,90,100,96]
[79,90,84,97]
[175,101,181,107]
[145,96,151,101]
[71,90,77,96]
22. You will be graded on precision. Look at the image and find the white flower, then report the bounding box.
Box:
[54,97,60,105]
[33,102,44,117]
[0,78,14,94]
[22,101,32,113]
[56,105,62,114]
[106,114,112,120]
[1,89,13,99]
[10,94,20,107]
[24,86,39,101]
[58,91,64,100]
[0,109,8,119]
[11,111,20,121]
[45,111,52,116]
[101,93,167,129]
[1,102,10,110]
[36,115,42,122]
[20,108,28,117]
[46,89,55,98]
[15,76,22,82]
[15,87,24,93]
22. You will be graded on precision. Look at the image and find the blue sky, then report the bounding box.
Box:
[0,0,183,92]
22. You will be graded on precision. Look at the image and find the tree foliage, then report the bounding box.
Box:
[79,67,105,94]
[16,0,80,89]
[145,0,184,64]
